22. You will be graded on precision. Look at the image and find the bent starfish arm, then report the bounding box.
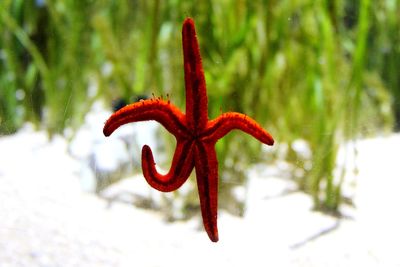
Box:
[103,99,188,138]
[194,142,219,242]
[141,141,195,192]
[203,112,275,145]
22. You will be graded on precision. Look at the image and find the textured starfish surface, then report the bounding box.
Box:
[103,18,274,242]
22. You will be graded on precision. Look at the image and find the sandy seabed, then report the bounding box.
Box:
[0,125,399,267]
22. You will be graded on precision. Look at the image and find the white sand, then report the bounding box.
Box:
[0,125,399,266]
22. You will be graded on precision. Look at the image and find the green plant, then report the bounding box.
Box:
[0,0,396,214]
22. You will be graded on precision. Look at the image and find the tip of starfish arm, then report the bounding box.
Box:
[103,122,114,137]
[209,232,219,242]
[267,135,275,146]
[183,17,195,26]
[103,126,111,137]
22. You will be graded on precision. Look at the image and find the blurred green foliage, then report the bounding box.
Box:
[0,0,398,213]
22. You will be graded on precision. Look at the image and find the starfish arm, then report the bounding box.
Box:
[194,142,219,242]
[103,99,188,139]
[182,18,208,130]
[141,141,195,192]
[203,112,274,145]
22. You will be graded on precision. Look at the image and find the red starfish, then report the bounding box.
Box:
[103,18,274,242]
